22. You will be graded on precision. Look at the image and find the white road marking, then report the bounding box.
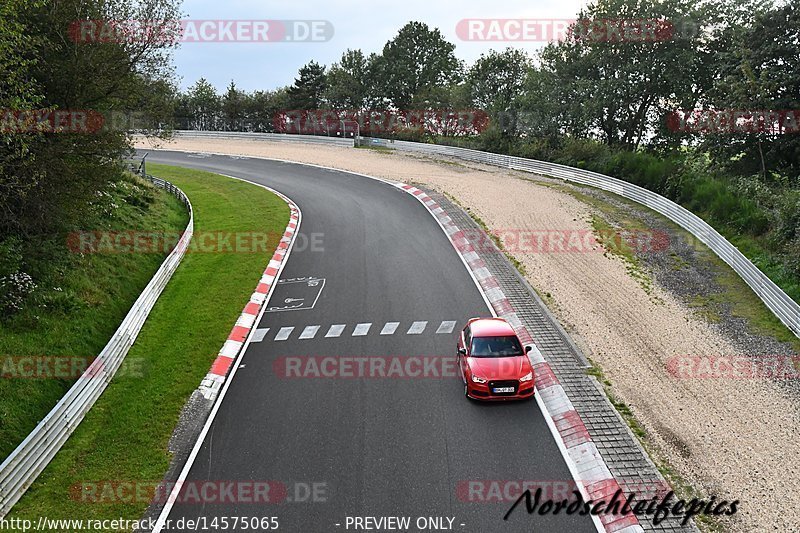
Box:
[251,328,270,342]
[325,324,346,338]
[274,327,294,341]
[299,325,320,339]
[380,322,400,335]
[436,321,457,334]
[353,323,372,336]
[407,321,428,335]
[265,320,458,341]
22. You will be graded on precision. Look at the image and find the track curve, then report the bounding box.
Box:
[141,150,596,533]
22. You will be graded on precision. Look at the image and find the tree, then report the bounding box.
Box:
[185,78,220,130]
[700,0,800,182]
[0,0,181,316]
[325,49,377,109]
[1,0,181,238]
[222,80,245,131]
[375,22,462,109]
[466,48,532,135]
[467,49,531,113]
[527,0,710,149]
[246,88,290,132]
[287,61,327,110]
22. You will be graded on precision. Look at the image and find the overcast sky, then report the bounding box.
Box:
[173,0,589,92]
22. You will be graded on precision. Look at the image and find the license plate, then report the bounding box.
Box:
[493,386,515,393]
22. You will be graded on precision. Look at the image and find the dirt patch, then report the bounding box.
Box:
[135,135,800,532]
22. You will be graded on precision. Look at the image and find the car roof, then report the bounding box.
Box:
[468,318,517,337]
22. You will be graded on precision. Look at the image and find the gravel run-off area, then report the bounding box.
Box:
[135,136,800,532]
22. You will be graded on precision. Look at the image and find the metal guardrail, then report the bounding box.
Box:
[0,173,194,518]
[173,130,799,339]
[175,129,354,147]
[375,137,800,339]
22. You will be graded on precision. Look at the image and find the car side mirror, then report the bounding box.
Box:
[458,347,467,356]
[525,345,532,353]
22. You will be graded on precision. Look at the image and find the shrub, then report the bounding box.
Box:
[0,271,36,317]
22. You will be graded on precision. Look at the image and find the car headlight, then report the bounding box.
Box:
[471,375,487,384]
[519,371,534,382]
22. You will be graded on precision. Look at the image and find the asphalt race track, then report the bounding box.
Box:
[142,150,597,533]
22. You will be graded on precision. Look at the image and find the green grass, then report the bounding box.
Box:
[7,164,289,527]
[0,175,188,461]
[687,235,800,351]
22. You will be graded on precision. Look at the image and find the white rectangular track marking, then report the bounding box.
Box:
[407,321,428,335]
[436,321,457,334]
[274,327,294,341]
[299,325,320,339]
[352,323,372,336]
[380,322,400,335]
[251,328,270,342]
[325,324,345,338]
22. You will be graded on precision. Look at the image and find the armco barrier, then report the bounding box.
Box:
[169,130,799,340]
[175,129,354,147]
[372,137,800,340]
[0,174,193,518]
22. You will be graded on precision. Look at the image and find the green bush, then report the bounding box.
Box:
[510,137,561,161]
[553,138,613,170]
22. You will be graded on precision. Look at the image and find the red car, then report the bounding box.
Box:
[457,317,535,400]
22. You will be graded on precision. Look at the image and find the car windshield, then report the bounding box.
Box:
[470,335,524,357]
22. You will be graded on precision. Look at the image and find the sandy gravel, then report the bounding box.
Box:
[136,135,800,531]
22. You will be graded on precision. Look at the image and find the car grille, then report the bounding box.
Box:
[488,380,518,396]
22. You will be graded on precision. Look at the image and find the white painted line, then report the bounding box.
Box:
[325,324,345,338]
[407,321,428,335]
[380,322,400,335]
[353,323,372,336]
[299,325,320,340]
[436,321,457,334]
[274,326,294,341]
[251,328,270,342]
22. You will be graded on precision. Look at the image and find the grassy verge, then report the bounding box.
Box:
[7,164,289,527]
[0,174,188,460]
[355,143,395,153]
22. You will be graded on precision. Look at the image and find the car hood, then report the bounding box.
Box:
[467,355,531,379]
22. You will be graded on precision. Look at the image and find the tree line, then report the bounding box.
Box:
[0,0,180,315]
[172,0,798,184]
